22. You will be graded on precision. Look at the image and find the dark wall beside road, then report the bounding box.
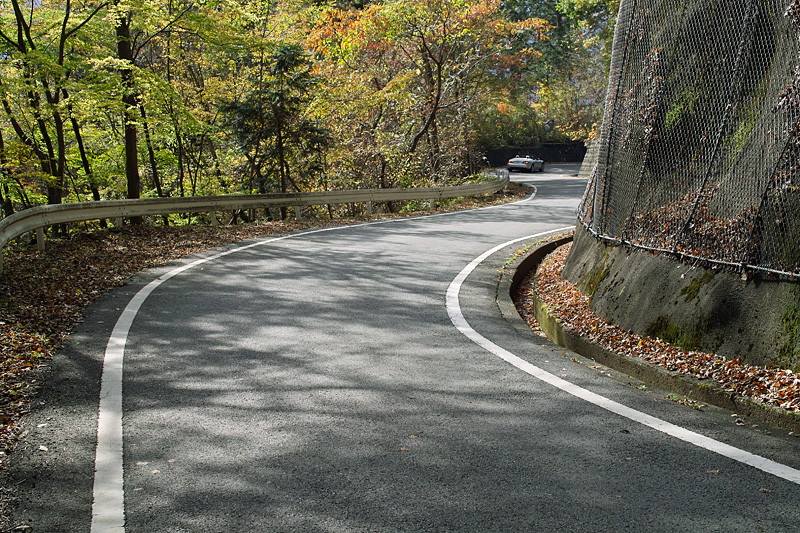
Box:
[484,142,587,166]
[562,224,800,371]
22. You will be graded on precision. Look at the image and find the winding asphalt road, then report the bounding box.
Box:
[7,165,800,532]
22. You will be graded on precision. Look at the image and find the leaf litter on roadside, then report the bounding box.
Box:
[514,243,800,414]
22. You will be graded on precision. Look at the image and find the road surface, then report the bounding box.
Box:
[6,164,800,532]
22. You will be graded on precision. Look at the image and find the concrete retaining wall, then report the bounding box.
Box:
[562,225,800,371]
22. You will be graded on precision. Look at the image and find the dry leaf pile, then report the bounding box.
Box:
[515,243,800,414]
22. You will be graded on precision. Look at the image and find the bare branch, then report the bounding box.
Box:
[133,3,195,61]
[63,2,110,42]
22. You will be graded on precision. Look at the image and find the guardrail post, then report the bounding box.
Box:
[36,227,45,251]
[366,202,373,216]
[210,211,218,227]
[115,217,123,227]
[429,199,436,209]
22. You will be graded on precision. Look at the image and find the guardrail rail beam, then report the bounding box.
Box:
[0,174,508,275]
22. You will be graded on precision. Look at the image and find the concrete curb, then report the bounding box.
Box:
[497,234,800,434]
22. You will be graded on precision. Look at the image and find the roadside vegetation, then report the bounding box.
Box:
[0,0,615,214]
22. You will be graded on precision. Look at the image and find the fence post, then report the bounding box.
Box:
[36,227,45,251]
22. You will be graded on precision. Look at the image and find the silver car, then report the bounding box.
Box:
[507,155,544,172]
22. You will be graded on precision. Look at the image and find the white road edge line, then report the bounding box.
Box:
[90,184,540,532]
[446,229,800,486]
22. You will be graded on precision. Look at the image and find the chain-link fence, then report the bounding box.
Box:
[578,0,800,277]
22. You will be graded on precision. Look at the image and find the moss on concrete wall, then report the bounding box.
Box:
[777,288,800,372]
[579,246,613,301]
[646,315,711,352]
[680,270,717,302]
[563,225,796,369]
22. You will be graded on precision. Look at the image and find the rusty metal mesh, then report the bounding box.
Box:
[578,0,800,276]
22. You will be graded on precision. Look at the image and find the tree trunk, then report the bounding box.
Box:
[116,12,141,223]
[175,125,186,197]
[139,105,170,225]
[209,142,226,189]
[410,47,443,157]
[139,104,164,197]
[50,108,69,235]
[276,128,288,220]
[379,160,396,214]
[0,131,14,217]
[64,90,106,227]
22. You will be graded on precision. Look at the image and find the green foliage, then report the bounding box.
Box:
[556,0,619,55]
[665,88,699,131]
[0,0,613,217]
[223,44,330,195]
[499,0,612,141]
[472,96,546,149]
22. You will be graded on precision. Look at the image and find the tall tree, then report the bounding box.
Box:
[0,129,14,216]
[224,43,330,209]
[309,0,547,184]
[0,0,107,212]
[112,0,144,210]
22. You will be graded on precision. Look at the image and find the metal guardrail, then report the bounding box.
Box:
[0,174,509,274]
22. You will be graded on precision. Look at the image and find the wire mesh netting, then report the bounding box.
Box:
[578,0,800,276]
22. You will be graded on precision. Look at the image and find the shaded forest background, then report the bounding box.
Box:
[0,0,615,221]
